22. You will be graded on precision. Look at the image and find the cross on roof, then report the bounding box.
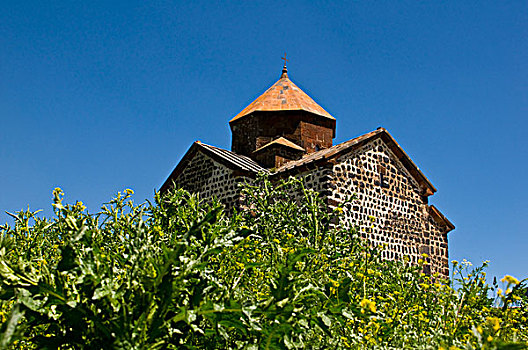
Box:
[281,53,289,67]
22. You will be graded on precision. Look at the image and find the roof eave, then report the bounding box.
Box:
[229,108,336,125]
[159,142,201,194]
[429,205,455,232]
[377,128,437,195]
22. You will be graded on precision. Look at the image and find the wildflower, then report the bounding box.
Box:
[53,187,64,197]
[125,188,134,195]
[329,278,339,288]
[501,275,520,285]
[487,335,493,342]
[487,317,500,332]
[53,187,65,209]
[360,299,376,313]
[272,238,280,244]
[461,259,472,266]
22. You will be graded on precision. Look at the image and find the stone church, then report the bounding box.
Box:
[161,63,454,277]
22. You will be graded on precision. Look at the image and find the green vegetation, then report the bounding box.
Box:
[0,177,526,349]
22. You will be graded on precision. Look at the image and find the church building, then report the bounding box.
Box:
[161,63,454,277]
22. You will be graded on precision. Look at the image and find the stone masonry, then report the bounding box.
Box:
[327,139,449,276]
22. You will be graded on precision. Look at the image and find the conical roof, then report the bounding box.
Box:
[230,67,334,123]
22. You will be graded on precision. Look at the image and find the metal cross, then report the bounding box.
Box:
[281,53,289,66]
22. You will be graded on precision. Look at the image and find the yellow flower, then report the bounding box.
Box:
[487,335,493,342]
[125,188,134,195]
[487,317,500,332]
[53,187,64,196]
[360,299,376,313]
[329,278,339,288]
[501,275,520,285]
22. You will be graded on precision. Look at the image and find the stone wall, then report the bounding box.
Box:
[325,138,449,277]
[170,151,246,212]
[230,112,334,158]
[171,139,450,277]
[299,121,334,153]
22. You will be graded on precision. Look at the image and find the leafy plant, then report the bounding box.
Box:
[0,177,526,349]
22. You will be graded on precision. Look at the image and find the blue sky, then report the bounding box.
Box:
[1,1,526,282]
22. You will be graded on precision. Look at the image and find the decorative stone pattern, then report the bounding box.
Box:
[170,151,246,212]
[326,138,449,277]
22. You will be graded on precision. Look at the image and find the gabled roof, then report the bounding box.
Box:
[275,128,437,196]
[160,141,268,193]
[161,129,436,197]
[253,137,305,153]
[230,68,334,123]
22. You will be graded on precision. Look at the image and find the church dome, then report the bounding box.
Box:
[230,66,334,123]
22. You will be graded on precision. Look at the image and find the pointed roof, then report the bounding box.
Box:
[230,66,335,123]
[253,137,305,153]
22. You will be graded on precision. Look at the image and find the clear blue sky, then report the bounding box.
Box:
[1,1,526,283]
